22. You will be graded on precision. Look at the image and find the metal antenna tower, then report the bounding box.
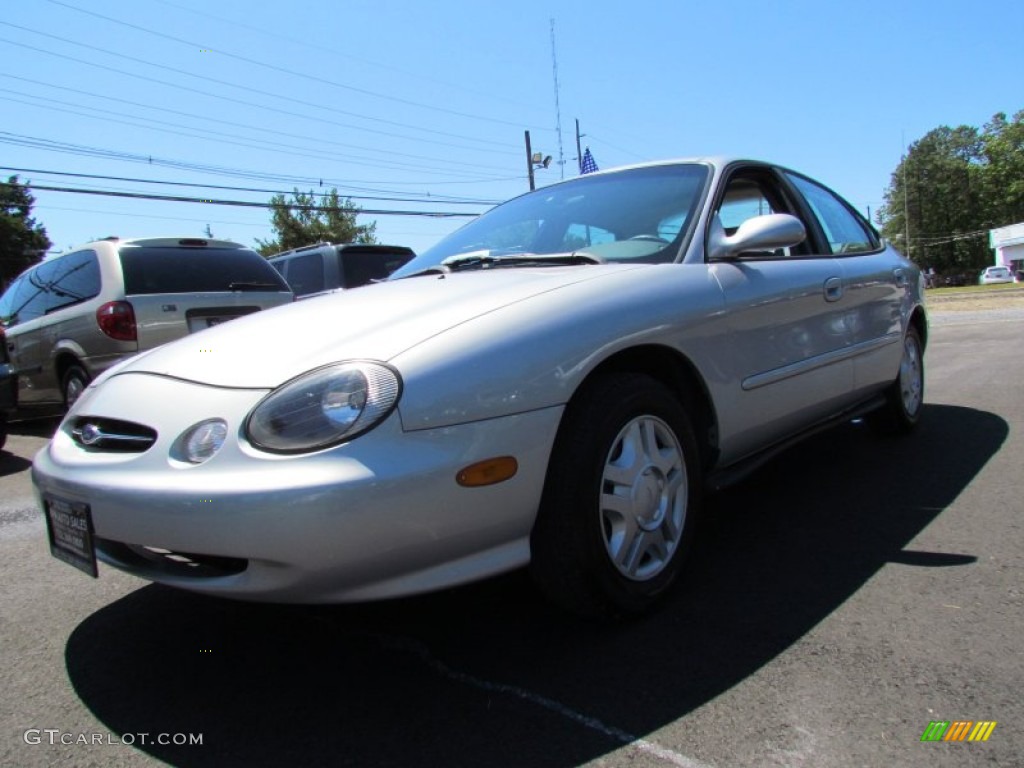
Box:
[550,19,565,179]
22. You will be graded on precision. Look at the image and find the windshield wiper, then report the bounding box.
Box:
[395,251,601,280]
[442,252,601,271]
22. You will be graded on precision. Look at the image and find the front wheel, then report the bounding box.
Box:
[530,373,701,618]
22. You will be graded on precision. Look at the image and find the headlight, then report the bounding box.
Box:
[245,361,402,453]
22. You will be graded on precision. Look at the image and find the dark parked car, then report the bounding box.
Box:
[268,242,415,299]
[0,325,16,450]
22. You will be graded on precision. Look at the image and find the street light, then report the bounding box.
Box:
[524,130,552,191]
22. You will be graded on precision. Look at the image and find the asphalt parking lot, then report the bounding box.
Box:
[2,308,1022,768]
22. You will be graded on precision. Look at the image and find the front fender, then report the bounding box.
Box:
[393,264,726,431]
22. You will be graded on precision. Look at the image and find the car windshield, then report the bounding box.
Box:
[392,163,709,277]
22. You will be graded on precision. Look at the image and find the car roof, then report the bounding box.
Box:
[65,237,253,251]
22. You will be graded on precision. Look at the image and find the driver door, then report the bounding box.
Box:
[709,166,854,463]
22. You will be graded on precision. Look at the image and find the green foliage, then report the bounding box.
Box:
[255,189,376,256]
[877,111,1024,275]
[0,175,52,286]
[981,111,1024,226]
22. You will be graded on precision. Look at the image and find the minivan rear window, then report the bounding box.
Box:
[340,247,414,288]
[120,247,290,295]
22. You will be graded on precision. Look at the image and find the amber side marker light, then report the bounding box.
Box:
[456,456,518,487]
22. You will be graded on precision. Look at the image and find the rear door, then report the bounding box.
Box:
[119,244,293,350]
[783,172,902,398]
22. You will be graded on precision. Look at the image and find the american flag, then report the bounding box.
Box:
[580,147,599,174]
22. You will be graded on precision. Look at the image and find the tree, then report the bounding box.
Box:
[876,126,988,275]
[1,175,52,286]
[255,189,376,256]
[980,110,1024,227]
[877,111,1024,277]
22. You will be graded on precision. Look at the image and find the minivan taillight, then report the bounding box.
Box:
[96,301,137,341]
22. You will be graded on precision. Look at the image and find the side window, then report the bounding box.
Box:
[717,179,778,233]
[560,222,615,251]
[786,173,878,254]
[713,172,812,258]
[45,250,100,312]
[6,268,50,324]
[0,276,24,325]
[286,253,325,297]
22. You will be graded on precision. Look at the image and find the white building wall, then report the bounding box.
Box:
[990,223,1024,268]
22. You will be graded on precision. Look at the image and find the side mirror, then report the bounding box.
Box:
[708,213,806,261]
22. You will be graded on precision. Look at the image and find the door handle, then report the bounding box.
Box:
[823,276,843,302]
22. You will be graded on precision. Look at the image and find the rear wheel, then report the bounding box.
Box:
[530,373,701,618]
[869,325,924,434]
[0,414,7,452]
[62,364,90,410]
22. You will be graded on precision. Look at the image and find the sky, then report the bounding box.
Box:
[2,0,1021,257]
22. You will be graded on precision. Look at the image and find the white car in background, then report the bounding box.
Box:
[979,266,1014,285]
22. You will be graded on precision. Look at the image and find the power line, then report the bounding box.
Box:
[0,132,525,189]
[150,0,553,120]
[1,166,501,206]
[22,183,483,218]
[1,87,515,179]
[0,24,521,153]
[45,0,541,131]
[0,73,515,173]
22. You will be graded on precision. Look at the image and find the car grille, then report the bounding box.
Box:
[70,417,157,452]
[97,538,247,578]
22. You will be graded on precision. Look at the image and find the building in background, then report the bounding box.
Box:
[990,223,1024,278]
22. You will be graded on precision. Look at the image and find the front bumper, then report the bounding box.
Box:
[32,372,562,602]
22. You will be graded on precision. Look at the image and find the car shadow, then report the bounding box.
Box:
[0,451,32,477]
[63,404,1005,767]
[7,413,62,438]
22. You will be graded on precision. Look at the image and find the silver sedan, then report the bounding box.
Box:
[32,157,927,617]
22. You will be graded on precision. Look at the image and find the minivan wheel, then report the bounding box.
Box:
[530,373,701,619]
[62,365,90,409]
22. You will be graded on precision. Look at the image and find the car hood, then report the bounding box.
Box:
[112,265,645,388]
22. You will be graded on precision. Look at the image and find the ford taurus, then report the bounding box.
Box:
[32,158,927,617]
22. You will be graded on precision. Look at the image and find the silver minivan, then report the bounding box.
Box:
[0,237,293,408]
[267,242,414,299]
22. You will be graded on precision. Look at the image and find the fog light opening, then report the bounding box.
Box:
[183,419,228,464]
[456,456,518,487]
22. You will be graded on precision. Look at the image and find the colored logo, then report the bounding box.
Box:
[920,720,997,742]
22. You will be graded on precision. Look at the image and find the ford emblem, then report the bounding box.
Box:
[80,423,103,446]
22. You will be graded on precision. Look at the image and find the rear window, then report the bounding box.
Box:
[120,246,290,295]
[339,247,415,288]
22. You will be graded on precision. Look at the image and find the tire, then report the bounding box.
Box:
[62,364,90,410]
[0,415,7,452]
[530,373,701,619]
[868,325,924,435]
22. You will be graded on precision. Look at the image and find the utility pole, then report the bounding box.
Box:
[525,130,536,191]
[575,119,583,174]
